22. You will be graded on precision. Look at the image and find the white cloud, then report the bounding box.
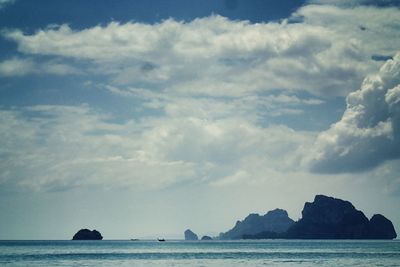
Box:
[0,104,312,192]
[0,58,35,76]
[308,0,399,7]
[209,170,249,187]
[0,105,196,191]
[4,6,399,97]
[102,84,324,122]
[1,3,399,187]
[42,62,80,75]
[294,5,400,56]
[0,57,80,76]
[309,53,400,173]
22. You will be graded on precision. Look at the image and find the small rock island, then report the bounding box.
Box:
[184,229,198,240]
[72,229,103,240]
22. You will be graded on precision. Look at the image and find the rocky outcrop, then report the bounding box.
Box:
[201,235,213,240]
[286,195,397,239]
[218,195,396,240]
[368,214,397,239]
[184,229,198,240]
[219,208,295,239]
[242,231,281,239]
[72,229,103,240]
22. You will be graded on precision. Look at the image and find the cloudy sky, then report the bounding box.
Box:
[0,0,399,240]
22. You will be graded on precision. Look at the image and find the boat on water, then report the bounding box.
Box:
[130,239,139,241]
[157,238,166,242]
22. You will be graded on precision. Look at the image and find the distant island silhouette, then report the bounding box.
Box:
[73,195,397,241]
[219,208,294,239]
[184,229,199,240]
[201,235,213,240]
[216,195,397,240]
[72,229,103,240]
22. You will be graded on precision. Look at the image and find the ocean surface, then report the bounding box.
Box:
[0,240,399,266]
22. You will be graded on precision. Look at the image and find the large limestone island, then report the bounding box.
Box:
[72,229,103,240]
[286,195,397,239]
[219,195,397,240]
[219,208,294,239]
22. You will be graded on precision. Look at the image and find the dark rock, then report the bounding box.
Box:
[286,195,397,239]
[242,231,281,239]
[219,208,295,239]
[184,229,198,240]
[72,229,103,240]
[201,235,213,240]
[218,195,396,240]
[368,214,397,239]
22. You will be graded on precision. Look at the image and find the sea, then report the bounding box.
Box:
[0,240,399,266]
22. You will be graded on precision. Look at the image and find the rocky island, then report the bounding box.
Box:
[217,195,396,240]
[184,229,198,240]
[219,208,294,239]
[286,195,397,239]
[72,229,103,240]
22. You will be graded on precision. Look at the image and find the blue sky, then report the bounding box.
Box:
[0,0,400,240]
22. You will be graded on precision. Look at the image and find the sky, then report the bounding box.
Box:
[0,0,399,240]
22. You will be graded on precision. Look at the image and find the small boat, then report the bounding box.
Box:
[130,239,139,241]
[157,238,166,242]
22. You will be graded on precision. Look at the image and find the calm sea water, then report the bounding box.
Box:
[0,240,399,266]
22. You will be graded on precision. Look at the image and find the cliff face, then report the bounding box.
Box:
[72,229,103,240]
[219,208,295,239]
[286,195,397,239]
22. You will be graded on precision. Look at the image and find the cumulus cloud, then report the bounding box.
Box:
[310,53,400,173]
[3,6,399,97]
[1,2,399,188]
